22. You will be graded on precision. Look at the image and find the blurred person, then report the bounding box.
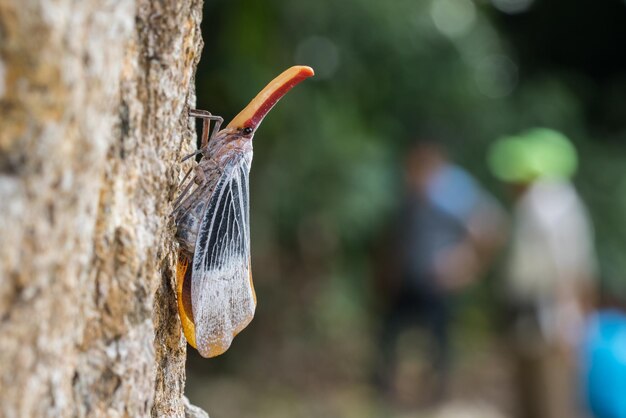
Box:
[488,128,597,418]
[374,142,507,403]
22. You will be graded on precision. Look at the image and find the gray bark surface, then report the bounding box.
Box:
[0,1,205,416]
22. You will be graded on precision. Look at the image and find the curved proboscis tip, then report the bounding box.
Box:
[227,65,315,132]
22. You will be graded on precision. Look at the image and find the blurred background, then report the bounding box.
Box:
[186,0,626,417]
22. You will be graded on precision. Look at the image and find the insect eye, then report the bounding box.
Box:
[242,127,253,135]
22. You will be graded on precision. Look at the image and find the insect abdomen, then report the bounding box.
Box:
[175,199,207,254]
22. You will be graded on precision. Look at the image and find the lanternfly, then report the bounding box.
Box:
[172,66,314,358]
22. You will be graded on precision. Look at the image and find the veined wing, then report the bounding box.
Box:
[191,153,256,358]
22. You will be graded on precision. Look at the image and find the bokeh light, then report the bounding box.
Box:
[295,36,340,80]
[430,0,477,39]
[490,0,534,14]
[474,54,518,98]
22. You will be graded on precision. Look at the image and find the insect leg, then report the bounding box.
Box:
[172,164,213,216]
[193,164,207,185]
[173,183,210,219]
[189,109,224,149]
[173,109,223,217]
[181,149,204,163]
[178,166,194,188]
[172,177,197,214]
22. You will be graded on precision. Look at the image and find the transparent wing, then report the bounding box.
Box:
[191,154,255,358]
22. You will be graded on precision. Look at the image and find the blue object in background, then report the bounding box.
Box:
[581,310,626,418]
[427,164,480,224]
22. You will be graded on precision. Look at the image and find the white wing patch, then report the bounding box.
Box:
[191,154,255,358]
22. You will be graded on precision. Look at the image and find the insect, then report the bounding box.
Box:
[172,66,314,358]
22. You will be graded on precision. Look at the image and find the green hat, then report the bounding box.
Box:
[488,128,578,183]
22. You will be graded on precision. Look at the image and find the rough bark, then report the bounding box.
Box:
[0,1,205,417]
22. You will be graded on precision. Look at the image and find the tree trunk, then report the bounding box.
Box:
[0,1,206,416]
